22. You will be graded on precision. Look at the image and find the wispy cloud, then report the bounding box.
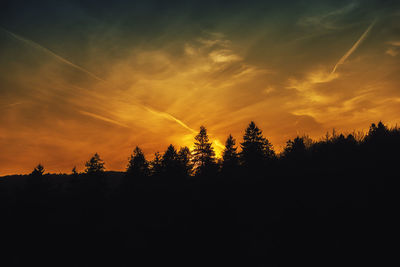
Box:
[299,2,358,30]
[209,49,242,63]
[387,41,400,46]
[386,48,398,56]
[1,27,221,138]
[385,41,400,56]
[2,101,24,109]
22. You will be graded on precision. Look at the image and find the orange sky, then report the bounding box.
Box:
[1,0,400,175]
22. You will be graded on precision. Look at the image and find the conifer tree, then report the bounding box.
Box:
[27,164,48,197]
[178,146,193,176]
[31,164,45,176]
[240,121,274,166]
[161,144,179,174]
[85,153,105,174]
[150,152,162,176]
[222,134,239,171]
[127,146,149,177]
[284,136,306,159]
[193,126,216,175]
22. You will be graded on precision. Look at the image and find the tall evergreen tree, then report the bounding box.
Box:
[150,152,162,176]
[240,121,274,167]
[85,153,105,174]
[193,126,216,175]
[127,147,149,177]
[177,146,193,177]
[161,144,179,175]
[222,134,239,172]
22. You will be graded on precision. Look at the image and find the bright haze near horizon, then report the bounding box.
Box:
[1,0,399,175]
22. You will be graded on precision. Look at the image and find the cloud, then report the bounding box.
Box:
[385,41,400,56]
[386,48,398,56]
[387,41,400,46]
[2,101,24,109]
[209,49,242,63]
[298,2,358,30]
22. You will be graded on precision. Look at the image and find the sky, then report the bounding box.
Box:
[1,0,400,175]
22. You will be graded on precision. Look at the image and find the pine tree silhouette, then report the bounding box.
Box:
[240,121,274,167]
[161,144,180,176]
[284,136,306,159]
[193,126,216,175]
[85,153,105,174]
[177,146,193,177]
[27,164,48,201]
[150,152,162,176]
[222,134,239,172]
[31,163,45,176]
[127,146,149,177]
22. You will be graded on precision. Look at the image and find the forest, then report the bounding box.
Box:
[1,121,399,266]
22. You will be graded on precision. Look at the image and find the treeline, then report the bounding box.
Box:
[1,121,399,267]
[27,120,400,179]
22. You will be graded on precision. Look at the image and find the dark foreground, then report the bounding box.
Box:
[1,122,400,266]
[1,166,398,267]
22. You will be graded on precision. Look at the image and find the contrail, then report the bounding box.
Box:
[331,20,376,74]
[3,101,23,108]
[2,27,224,147]
[0,27,106,83]
[143,106,197,133]
[145,106,225,150]
[0,28,198,132]
[79,110,131,129]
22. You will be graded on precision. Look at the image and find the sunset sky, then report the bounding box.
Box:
[1,0,400,175]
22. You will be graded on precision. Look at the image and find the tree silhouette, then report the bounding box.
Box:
[161,144,180,176]
[27,164,48,199]
[150,152,162,176]
[127,146,149,177]
[240,121,274,167]
[85,153,105,174]
[222,134,239,172]
[283,136,306,159]
[177,146,193,177]
[193,126,216,175]
[3,120,400,267]
[72,166,78,176]
[31,163,45,176]
[367,121,389,141]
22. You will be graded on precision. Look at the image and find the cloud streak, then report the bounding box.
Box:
[143,107,197,134]
[79,110,131,128]
[331,20,376,74]
[1,27,216,139]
